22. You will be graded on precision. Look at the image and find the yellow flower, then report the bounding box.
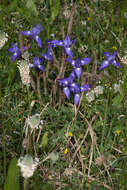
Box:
[88,17,91,22]
[115,130,120,135]
[68,132,72,137]
[112,46,117,51]
[64,148,68,154]
[106,82,111,87]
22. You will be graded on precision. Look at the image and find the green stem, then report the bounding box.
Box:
[100,100,108,153]
[24,178,29,190]
[2,113,6,178]
[26,86,31,115]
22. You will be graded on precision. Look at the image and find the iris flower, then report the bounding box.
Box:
[58,71,90,106]
[8,43,21,62]
[41,46,53,61]
[63,36,75,58]
[66,57,91,79]
[48,35,75,58]
[48,40,63,48]
[99,51,121,70]
[58,70,75,99]
[30,57,44,72]
[70,82,90,106]
[21,25,42,48]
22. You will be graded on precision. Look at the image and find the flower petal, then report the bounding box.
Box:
[12,53,18,62]
[58,78,69,86]
[99,60,110,70]
[41,47,53,61]
[75,67,82,79]
[81,57,91,65]
[48,40,63,47]
[67,70,75,83]
[34,36,42,48]
[32,25,42,35]
[80,84,90,92]
[64,47,73,58]
[112,60,122,68]
[74,93,80,106]
[70,83,80,93]
[8,43,19,53]
[63,87,70,99]
[66,58,75,66]
[63,36,75,46]
[21,30,32,36]
[38,64,44,71]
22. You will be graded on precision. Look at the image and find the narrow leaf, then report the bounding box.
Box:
[41,132,48,149]
[26,0,38,16]
[112,94,124,106]
[51,0,60,22]
[8,62,17,85]
[4,157,20,190]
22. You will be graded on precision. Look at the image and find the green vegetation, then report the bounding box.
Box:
[1,0,127,189]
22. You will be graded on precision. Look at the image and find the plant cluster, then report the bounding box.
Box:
[8,24,121,108]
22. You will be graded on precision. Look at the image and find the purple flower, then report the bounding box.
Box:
[58,71,75,99]
[30,56,44,71]
[70,82,80,93]
[63,36,75,58]
[48,36,75,58]
[66,57,91,79]
[67,69,75,83]
[63,36,75,46]
[41,46,53,61]
[80,84,90,92]
[74,93,81,106]
[58,72,90,106]
[80,57,91,65]
[70,83,90,106]
[63,87,71,99]
[48,40,63,48]
[99,51,121,70]
[8,43,21,62]
[21,25,42,48]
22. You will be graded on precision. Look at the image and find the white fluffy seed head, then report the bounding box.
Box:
[0,31,8,49]
[94,86,104,96]
[86,90,95,103]
[113,83,121,93]
[17,60,31,86]
[17,155,39,178]
[26,113,44,130]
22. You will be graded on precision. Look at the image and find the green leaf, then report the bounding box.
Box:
[112,94,124,106]
[4,157,20,190]
[41,132,48,149]
[26,0,38,16]
[51,0,60,22]
[8,62,17,85]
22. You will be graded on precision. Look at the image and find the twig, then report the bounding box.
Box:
[69,126,89,166]
[67,3,77,35]
[50,46,59,70]
[46,61,50,78]
[42,72,47,96]
[36,128,42,143]
[111,31,122,47]
[88,144,94,177]
[18,32,24,55]
[36,72,41,99]
[33,129,37,157]
[92,49,98,75]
